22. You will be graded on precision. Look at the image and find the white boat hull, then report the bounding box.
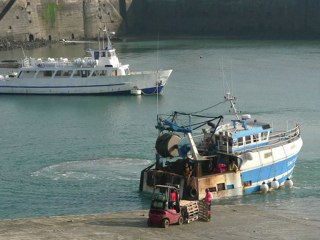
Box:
[0,70,172,95]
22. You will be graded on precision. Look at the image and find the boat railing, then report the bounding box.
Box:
[194,125,300,155]
[22,57,78,68]
[233,125,301,153]
[268,125,300,146]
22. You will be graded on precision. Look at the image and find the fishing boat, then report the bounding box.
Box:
[0,33,172,95]
[140,92,303,200]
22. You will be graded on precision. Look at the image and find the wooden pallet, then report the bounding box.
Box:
[186,215,199,224]
[186,202,199,214]
[198,200,211,221]
[179,200,200,223]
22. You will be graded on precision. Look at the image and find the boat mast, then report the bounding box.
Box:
[103,26,112,50]
[225,92,240,120]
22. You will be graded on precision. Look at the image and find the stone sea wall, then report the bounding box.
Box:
[0,0,319,43]
[135,0,320,37]
[0,0,128,42]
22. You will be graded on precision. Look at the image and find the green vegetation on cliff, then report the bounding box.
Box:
[43,3,58,28]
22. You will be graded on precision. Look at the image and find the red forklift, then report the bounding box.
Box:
[147,185,200,228]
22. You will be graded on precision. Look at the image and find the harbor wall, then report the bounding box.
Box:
[0,0,128,42]
[0,0,84,41]
[0,0,320,42]
[133,0,320,37]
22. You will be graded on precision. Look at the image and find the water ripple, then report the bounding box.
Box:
[31,157,152,181]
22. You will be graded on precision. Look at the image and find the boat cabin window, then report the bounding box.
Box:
[92,70,107,76]
[102,52,106,57]
[232,139,238,147]
[19,70,37,78]
[112,70,118,76]
[261,132,268,141]
[238,137,243,146]
[55,70,72,77]
[37,70,54,78]
[73,70,80,77]
[245,136,251,145]
[81,70,90,78]
[94,51,99,60]
[63,71,72,77]
[55,70,62,77]
[44,71,54,77]
[253,134,259,142]
[73,70,90,77]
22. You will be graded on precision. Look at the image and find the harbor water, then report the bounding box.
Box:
[0,38,319,222]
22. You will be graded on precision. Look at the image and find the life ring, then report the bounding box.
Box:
[189,188,197,198]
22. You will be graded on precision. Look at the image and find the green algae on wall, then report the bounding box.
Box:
[43,3,58,27]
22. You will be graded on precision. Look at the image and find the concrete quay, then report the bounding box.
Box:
[0,205,319,240]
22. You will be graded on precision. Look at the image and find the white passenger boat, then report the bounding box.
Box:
[140,93,303,200]
[0,35,172,95]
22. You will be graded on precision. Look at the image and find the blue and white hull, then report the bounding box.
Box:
[215,137,302,198]
[241,150,300,195]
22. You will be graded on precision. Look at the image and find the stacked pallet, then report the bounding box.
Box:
[180,200,199,223]
[198,200,211,221]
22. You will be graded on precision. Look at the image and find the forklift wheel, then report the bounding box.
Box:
[162,218,170,228]
[178,216,183,225]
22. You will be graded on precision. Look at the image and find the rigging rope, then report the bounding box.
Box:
[190,100,227,115]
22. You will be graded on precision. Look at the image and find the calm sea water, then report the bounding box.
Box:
[0,38,319,221]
